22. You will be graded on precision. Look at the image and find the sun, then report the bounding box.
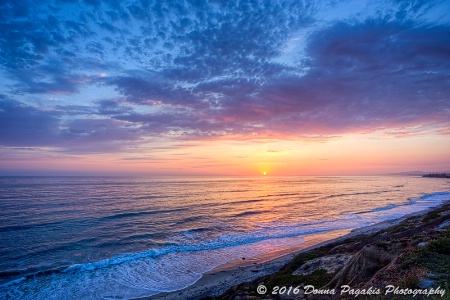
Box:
[263,171,267,176]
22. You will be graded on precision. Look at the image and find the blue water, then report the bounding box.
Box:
[0,176,449,299]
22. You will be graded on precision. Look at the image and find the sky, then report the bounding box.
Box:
[0,0,449,176]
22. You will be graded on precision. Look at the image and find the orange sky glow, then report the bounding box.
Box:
[2,130,449,176]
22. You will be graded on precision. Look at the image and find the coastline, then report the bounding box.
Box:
[143,200,450,300]
[145,229,352,300]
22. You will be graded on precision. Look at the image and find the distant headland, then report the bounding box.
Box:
[422,173,450,178]
[387,171,450,177]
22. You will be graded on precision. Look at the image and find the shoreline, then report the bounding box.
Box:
[143,201,449,300]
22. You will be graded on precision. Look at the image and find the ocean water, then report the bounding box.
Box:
[0,176,449,299]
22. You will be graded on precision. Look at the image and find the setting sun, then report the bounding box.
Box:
[263,171,267,176]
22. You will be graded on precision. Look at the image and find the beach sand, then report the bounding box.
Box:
[141,206,443,300]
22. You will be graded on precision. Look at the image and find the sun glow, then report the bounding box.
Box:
[263,171,267,175]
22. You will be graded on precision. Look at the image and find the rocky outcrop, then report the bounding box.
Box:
[293,254,351,276]
[324,245,395,289]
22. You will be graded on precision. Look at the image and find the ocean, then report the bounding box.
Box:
[0,176,449,299]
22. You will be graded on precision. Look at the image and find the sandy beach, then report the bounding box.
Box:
[144,203,450,300]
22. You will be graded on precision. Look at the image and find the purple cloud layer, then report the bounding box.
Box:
[0,0,449,152]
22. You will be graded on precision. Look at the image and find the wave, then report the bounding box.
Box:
[358,204,399,213]
[414,191,450,200]
[0,220,68,233]
[100,208,187,221]
[0,213,374,292]
[225,199,264,205]
[261,192,301,197]
[2,191,449,299]
[1,215,358,295]
[233,210,268,217]
[322,190,393,200]
[354,191,450,215]
[173,215,205,225]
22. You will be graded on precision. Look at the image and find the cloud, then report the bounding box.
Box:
[57,118,141,153]
[260,18,450,134]
[101,4,450,140]
[0,96,140,152]
[0,96,61,146]
[96,99,133,115]
[0,0,449,152]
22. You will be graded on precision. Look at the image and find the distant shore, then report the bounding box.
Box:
[422,173,450,178]
[143,199,450,300]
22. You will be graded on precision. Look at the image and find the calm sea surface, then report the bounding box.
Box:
[0,176,449,299]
